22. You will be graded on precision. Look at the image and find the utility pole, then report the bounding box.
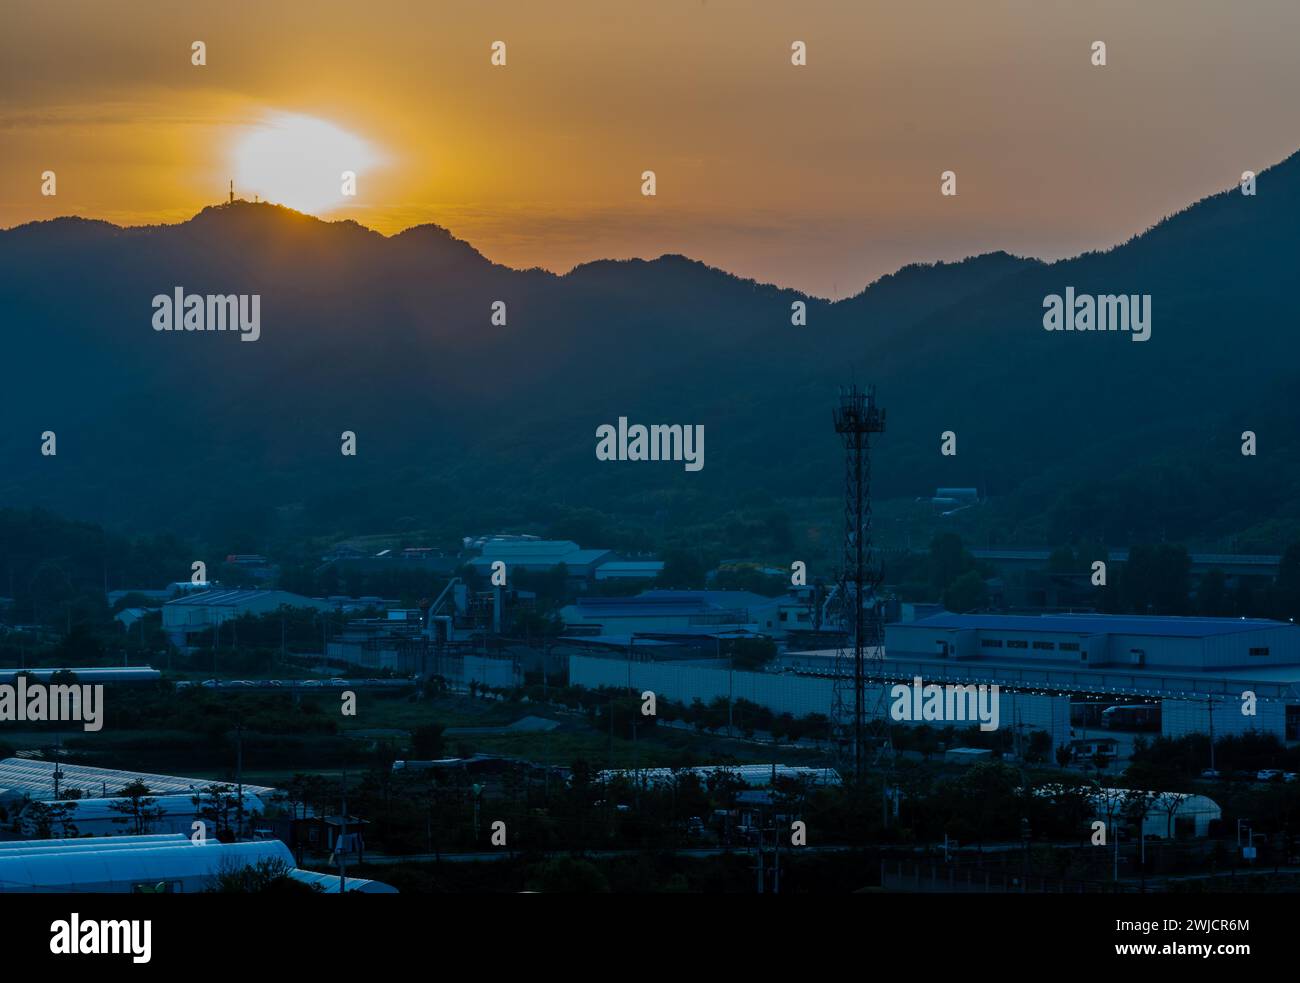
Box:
[339,764,348,894]
[1208,696,1216,773]
[772,813,782,894]
[1113,817,1119,883]
[543,641,551,802]
[726,637,734,738]
[235,721,244,838]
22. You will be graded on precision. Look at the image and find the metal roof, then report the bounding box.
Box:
[0,758,275,800]
[287,869,397,894]
[0,838,294,893]
[572,590,777,618]
[472,549,611,567]
[0,834,189,853]
[910,613,1293,638]
[15,793,267,822]
[0,667,161,684]
[164,589,298,607]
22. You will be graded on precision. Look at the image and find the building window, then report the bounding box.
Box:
[981,639,1003,649]
[1249,647,1270,657]
[1032,640,1055,650]
[1006,639,1028,649]
[779,611,788,622]
[1059,642,1080,652]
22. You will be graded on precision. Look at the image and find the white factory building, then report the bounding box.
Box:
[570,613,1300,747]
[878,613,1300,741]
[468,539,614,580]
[162,589,331,648]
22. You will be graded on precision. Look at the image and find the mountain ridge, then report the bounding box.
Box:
[3,150,1299,552]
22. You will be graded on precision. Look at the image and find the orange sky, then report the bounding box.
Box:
[3,0,1300,296]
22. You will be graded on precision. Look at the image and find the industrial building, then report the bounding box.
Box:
[0,834,395,893]
[571,653,1072,747]
[570,612,1300,749]
[162,589,332,648]
[594,560,665,581]
[561,589,783,637]
[881,613,1300,741]
[468,538,613,581]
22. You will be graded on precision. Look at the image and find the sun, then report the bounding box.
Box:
[231,112,381,214]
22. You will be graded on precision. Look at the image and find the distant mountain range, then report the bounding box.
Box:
[4,151,1300,552]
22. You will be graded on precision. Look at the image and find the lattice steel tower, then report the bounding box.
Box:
[832,384,889,783]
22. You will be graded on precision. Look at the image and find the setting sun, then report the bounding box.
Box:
[230,111,381,215]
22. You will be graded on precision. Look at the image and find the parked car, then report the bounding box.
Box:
[200,679,220,688]
[1257,769,1284,782]
[329,678,350,685]
[1200,768,1222,779]
[1285,773,1298,783]
[300,679,322,688]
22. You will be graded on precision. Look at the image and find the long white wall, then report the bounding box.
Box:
[569,655,1070,746]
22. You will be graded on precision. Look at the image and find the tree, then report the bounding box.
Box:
[525,856,610,893]
[929,533,976,595]
[1272,543,1300,621]
[656,551,707,590]
[209,856,317,893]
[21,799,79,839]
[1196,569,1230,617]
[1122,788,1158,852]
[1154,791,1189,839]
[411,723,445,759]
[1122,543,1191,615]
[727,636,777,670]
[192,784,243,841]
[943,571,988,613]
[1055,745,1074,769]
[110,781,165,835]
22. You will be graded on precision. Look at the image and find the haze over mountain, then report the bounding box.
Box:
[4,151,1300,553]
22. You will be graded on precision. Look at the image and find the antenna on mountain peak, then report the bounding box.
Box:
[229,179,234,205]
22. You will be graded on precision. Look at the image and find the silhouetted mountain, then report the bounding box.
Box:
[3,152,1300,552]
